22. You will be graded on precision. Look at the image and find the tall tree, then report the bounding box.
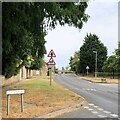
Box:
[102,47,120,74]
[78,33,107,74]
[2,2,89,78]
[69,51,80,73]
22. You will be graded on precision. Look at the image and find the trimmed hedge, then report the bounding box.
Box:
[97,72,120,78]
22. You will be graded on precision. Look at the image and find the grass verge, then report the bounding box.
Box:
[2,76,83,118]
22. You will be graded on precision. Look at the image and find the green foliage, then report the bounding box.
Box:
[70,33,107,73]
[97,72,119,78]
[102,48,120,73]
[102,55,116,72]
[62,67,65,70]
[69,51,80,73]
[78,33,107,73]
[3,2,89,78]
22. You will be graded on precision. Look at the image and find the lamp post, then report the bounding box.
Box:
[93,51,97,79]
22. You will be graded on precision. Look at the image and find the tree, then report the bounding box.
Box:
[102,55,116,72]
[62,67,65,71]
[102,47,120,78]
[2,2,89,78]
[69,51,80,73]
[78,33,107,74]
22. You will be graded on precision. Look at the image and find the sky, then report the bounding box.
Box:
[45,1,119,70]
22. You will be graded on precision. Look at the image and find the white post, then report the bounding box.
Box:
[7,95,10,115]
[20,69,22,80]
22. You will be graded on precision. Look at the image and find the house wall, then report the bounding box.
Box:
[2,64,48,86]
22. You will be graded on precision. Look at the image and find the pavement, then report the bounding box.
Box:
[54,74,119,119]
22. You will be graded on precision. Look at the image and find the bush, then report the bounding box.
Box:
[97,72,120,78]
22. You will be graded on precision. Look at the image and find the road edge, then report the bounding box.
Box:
[35,96,86,118]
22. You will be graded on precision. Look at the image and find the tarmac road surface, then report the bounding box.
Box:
[54,74,119,119]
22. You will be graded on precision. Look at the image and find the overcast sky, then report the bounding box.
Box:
[45,1,119,70]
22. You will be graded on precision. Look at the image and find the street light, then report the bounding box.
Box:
[93,51,97,79]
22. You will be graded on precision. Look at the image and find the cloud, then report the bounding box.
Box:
[45,2,118,69]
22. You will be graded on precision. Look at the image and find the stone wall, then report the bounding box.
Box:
[40,64,48,76]
[1,64,48,86]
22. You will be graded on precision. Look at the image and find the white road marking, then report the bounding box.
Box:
[87,103,118,118]
[98,108,104,111]
[92,111,98,114]
[98,115,107,118]
[103,111,111,114]
[110,114,118,117]
[88,108,93,111]
[74,88,79,90]
[83,106,89,109]
[93,105,99,108]
[91,89,96,91]
[82,88,96,91]
[88,103,94,106]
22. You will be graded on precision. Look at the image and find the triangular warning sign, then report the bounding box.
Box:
[47,49,56,57]
[47,57,56,65]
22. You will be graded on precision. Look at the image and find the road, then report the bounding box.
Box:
[54,74,119,118]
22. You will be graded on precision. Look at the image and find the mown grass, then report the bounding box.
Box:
[2,76,82,118]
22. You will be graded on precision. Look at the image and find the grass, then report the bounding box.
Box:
[2,76,83,118]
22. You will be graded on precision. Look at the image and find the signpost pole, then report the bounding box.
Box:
[21,94,24,112]
[50,68,52,86]
[7,95,10,115]
[47,49,56,86]
[87,69,88,76]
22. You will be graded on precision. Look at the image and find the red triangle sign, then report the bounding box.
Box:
[47,57,56,65]
[47,49,56,57]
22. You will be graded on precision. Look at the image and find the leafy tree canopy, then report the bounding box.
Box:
[2,2,89,78]
[78,33,107,73]
[69,51,80,73]
[102,47,120,73]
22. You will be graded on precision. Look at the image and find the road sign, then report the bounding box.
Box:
[86,66,89,70]
[6,90,25,95]
[47,57,56,66]
[47,49,56,57]
[6,90,25,115]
